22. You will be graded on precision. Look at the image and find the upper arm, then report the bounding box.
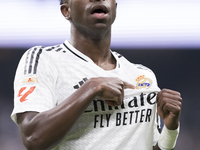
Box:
[17,111,38,125]
[17,111,39,136]
[16,111,57,150]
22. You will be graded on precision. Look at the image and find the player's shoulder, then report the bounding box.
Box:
[133,64,154,73]
[28,44,65,55]
[17,44,66,73]
[112,51,153,73]
[21,44,67,61]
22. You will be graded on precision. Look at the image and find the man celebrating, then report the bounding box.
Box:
[11,0,182,149]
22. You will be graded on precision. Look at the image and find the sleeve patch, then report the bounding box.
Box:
[18,86,36,102]
[22,77,38,83]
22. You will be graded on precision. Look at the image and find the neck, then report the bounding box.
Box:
[69,25,116,70]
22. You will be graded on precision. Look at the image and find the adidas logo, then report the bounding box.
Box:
[73,78,88,89]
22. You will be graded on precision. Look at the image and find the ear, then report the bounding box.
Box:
[60,4,71,20]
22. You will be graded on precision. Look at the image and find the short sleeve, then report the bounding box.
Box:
[11,46,57,124]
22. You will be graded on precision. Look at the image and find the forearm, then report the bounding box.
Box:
[153,123,180,150]
[17,79,99,150]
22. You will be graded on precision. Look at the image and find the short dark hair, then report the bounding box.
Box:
[59,0,63,5]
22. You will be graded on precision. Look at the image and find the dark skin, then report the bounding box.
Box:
[16,0,182,150]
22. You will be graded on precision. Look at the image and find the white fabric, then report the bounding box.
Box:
[158,124,180,150]
[11,40,161,150]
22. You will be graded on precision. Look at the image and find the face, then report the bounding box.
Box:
[61,0,117,33]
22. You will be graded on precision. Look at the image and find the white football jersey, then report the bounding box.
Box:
[11,40,161,150]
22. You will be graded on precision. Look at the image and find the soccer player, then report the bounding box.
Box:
[11,0,182,149]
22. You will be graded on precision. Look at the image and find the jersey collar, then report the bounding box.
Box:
[63,40,120,70]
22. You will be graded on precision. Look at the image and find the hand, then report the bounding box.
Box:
[92,77,135,107]
[157,89,182,130]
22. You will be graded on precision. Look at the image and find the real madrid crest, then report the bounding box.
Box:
[135,75,152,89]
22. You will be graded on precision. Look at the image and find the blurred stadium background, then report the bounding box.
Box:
[0,0,200,149]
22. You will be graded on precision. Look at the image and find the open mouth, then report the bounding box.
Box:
[91,5,108,14]
[92,9,107,14]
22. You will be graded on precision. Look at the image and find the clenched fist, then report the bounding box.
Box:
[157,89,182,130]
[90,77,135,107]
